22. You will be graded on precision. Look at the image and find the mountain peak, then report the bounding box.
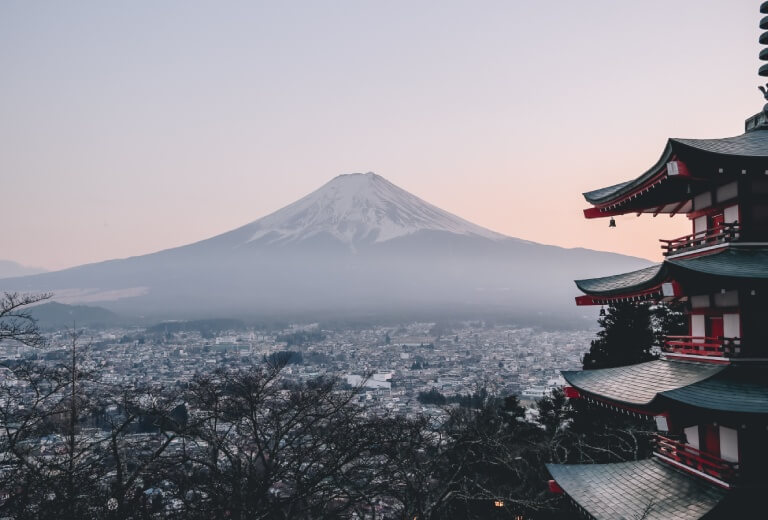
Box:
[333,171,378,178]
[243,173,507,246]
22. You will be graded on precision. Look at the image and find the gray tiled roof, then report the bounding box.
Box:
[672,129,768,157]
[660,366,768,414]
[547,459,727,520]
[575,264,665,296]
[562,360,724,406]
[583,180,634,203]
[575,248,768,298]
[583,129,768,205]
[668,248,768,279]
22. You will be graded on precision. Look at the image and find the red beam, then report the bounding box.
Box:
[563,386,580,399]
[548,480,564,494]
[583,206,628,219]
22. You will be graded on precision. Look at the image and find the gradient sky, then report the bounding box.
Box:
[1,0,762,271]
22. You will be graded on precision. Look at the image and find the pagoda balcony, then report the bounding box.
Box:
[663,336,741,358]
[660,222,740,257]
[653,434,739,488]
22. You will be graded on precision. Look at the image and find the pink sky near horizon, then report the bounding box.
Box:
[0,0,761,271]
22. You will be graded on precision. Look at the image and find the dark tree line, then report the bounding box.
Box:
[418,388,500,409]
[0,357,575,519]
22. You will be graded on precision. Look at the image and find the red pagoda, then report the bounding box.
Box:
[545,3,768,518]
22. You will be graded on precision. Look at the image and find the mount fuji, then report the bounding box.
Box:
[241,173,505,246]
[2,173,651,321]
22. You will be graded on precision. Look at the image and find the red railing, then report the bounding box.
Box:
[663,336,741,357]
[654,434,739,485]
[660,222,740,256]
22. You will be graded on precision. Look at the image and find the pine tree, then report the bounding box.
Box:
[582,302,657,369]
[650,301,688,348]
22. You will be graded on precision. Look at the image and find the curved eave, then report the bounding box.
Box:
[576,248,768,304]
[660,366,768,414]
[583,130,768,218]
[546,459,727,520]
[583,141,674,205]
[562,360,725,408]
[575,264,666,297]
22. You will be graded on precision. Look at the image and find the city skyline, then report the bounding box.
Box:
[2,0,759,271]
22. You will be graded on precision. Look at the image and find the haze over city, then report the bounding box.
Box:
[1,0,759,272]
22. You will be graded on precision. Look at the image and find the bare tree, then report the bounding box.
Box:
[0,292,51,348]
[173,363,388,519]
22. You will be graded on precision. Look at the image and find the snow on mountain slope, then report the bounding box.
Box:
[244,172,507,245]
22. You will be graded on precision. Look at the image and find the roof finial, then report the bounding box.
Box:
[760,2,768,113]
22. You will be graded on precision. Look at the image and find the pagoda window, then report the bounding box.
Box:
[693,192,713,211]
[716,181,738,203]
[723,204,739,224]
[654,414,670,432]
[690,295,710,309]
[684,425,700,450]
[714,289,738,308]
[719,426,739,463]
[722,313,740,339]
[691,314,706,338]
[693,216,708,245]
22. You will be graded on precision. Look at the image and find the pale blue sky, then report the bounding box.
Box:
[1,0,761,270]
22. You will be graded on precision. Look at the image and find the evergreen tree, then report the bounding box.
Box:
[650,301,688,348]
[537,387,569,436]
[582,302,656,369]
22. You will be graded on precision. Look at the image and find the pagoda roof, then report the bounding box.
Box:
[575,247,768,302]
[673,130,768,157]
[546,459,726,520]
[660,366,768,414]
[575,264,664,296]
[582,128,768,217]
[562,360,724,407]
[583,141,674,205]
[667,247,768,280]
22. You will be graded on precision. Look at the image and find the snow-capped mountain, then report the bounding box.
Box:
[242,173,505,246]
[2,173,653,321]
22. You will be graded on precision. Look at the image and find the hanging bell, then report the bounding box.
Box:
[599,306,606,316]
[609,217,616,228]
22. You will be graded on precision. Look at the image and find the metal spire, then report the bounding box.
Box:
[759,2,768,110]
